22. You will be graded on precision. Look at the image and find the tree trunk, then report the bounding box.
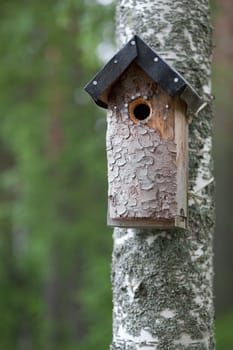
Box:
[111,1,215,349]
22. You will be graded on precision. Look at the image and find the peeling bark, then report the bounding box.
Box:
[111,0,215,349]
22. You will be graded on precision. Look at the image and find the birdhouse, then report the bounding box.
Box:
[85,35,204,229]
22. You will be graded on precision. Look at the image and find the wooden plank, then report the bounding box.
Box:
[107,215,175,229]
[106,64,180,228]
[174,97,188,229]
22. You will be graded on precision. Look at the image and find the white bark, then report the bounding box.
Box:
[111,0,215,349]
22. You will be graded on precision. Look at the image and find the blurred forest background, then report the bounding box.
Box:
[0,0,232,349]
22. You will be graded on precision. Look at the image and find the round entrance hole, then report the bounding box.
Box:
[133,103,150,120]
[129,98,152,123]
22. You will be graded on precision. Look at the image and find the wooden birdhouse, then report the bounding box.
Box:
[85,35,204,229]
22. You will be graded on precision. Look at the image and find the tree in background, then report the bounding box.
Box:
[111,0,215,348]
[213,0,233,348]
[213,0,233,315]
[0,1,113,349]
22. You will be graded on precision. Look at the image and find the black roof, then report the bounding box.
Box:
[85,35,204,115]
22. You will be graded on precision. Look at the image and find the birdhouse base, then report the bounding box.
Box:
[107,215,187,230]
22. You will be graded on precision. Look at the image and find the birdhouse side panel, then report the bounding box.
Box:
[106,65,178,226]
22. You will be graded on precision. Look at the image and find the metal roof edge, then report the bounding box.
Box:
[85,35,205,115]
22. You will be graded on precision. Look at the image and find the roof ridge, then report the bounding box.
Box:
[85,35,204,115]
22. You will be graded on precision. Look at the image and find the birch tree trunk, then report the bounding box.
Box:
[111,1,215,349]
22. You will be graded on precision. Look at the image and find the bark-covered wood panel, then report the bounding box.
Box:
[107,64,180,227]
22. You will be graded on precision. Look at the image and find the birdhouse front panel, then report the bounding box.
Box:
[85,35,204,229]
[106,63,186,228]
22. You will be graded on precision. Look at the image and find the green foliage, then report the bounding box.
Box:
[216,311,233,349]
[0,0,114,349]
